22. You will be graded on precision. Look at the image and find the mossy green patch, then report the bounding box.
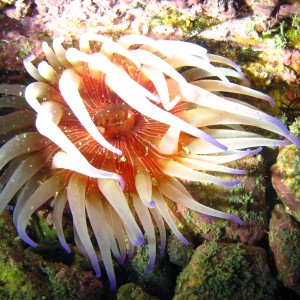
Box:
[237,47,262,63]
[0,0,14,10]
[286,14,300,49]
[228,174,264,223]
[124,241,178,300]
[18,41,35,59]
[144,2,219,35]
[0,263,41,300]
[279,229,300,273]
[290,117,300,138]
[28,213,59,244]
[174,242,276,300]
[0,212,52,299]
[117,282,159,300]
[277,144,300,201]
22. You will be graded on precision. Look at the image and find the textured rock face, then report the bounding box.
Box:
[271,118,300,222]
[269,204,300,294]
[173,242,277,300]
[117,282,159,300]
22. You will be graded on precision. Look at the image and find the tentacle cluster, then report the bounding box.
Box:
[0,33,299,290]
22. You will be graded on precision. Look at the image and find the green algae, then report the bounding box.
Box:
[17,41,35,59]
[275,117,300,207]
[117,282,158,300]
[174,242,276,300]
[0,210,104,299]
[28,214,59,244]
[279,229,300,271]
[142,1,219,36]
[286,14,300,49]
[269,204,300,292]
[167,234,194,267]
[290,117,300,138]
[0,0,14,10]
[228,173,265,223]
[124,241,178,299]
[0,211,52,299]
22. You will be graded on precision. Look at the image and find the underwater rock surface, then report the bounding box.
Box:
[272,118,300,221]
[269,204,300,294]
[173,241,277,300]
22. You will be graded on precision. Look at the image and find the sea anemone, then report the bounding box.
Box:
[0,33,299,290]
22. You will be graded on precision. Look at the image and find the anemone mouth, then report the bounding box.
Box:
[1,33,300,291]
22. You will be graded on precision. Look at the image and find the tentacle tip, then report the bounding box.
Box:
[144,263,154,275]
[24,54,35,63]
[160,247,166,255]
[95,270,101,278]
[116,257,125,264]
[148,200,156,208]
[21,236,37,248]
[223,213,244,225]
[180,236,189,245]
[116,149,123,156]
[109,281,117,292]
[233,217,244,225]
[62,244,71,254]
[252,147,263,155]
[232,180,241,186]
[263,94,275,107]
[223,180,241,187]
[41,41,49,48]
[5,205,14,211]
[219,144,228,151]
[133,235,144,247]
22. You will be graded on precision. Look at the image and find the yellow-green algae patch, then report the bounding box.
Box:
[0,0,14,10]
[123,241,178,300]
[0,211,51,299]
[144,2,219,36]
[0,210,104,299]
[269,204,300,293]
[271,118,300,221]
[117,282,159,300]
[174,242,276,300]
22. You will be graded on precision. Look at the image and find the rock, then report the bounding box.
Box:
[269,204,300,294]
[167,234,194,267]
[117,282,158,300]
[174,241,277,300]
[271,117,300,221]
[0,210,104,299]
[244,0,279,19]
[122,243,178,299]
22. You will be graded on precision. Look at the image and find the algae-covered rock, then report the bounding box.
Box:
[0,210,104,299]
[123,243,178,300]
[174,154,266,245]
[117,282,158,300]
[167,234,194,267]
[174,241,277,300]
[0,211,50,299]
[271,117,300,221]
[269,204,300,294]
[0,0,14,10]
